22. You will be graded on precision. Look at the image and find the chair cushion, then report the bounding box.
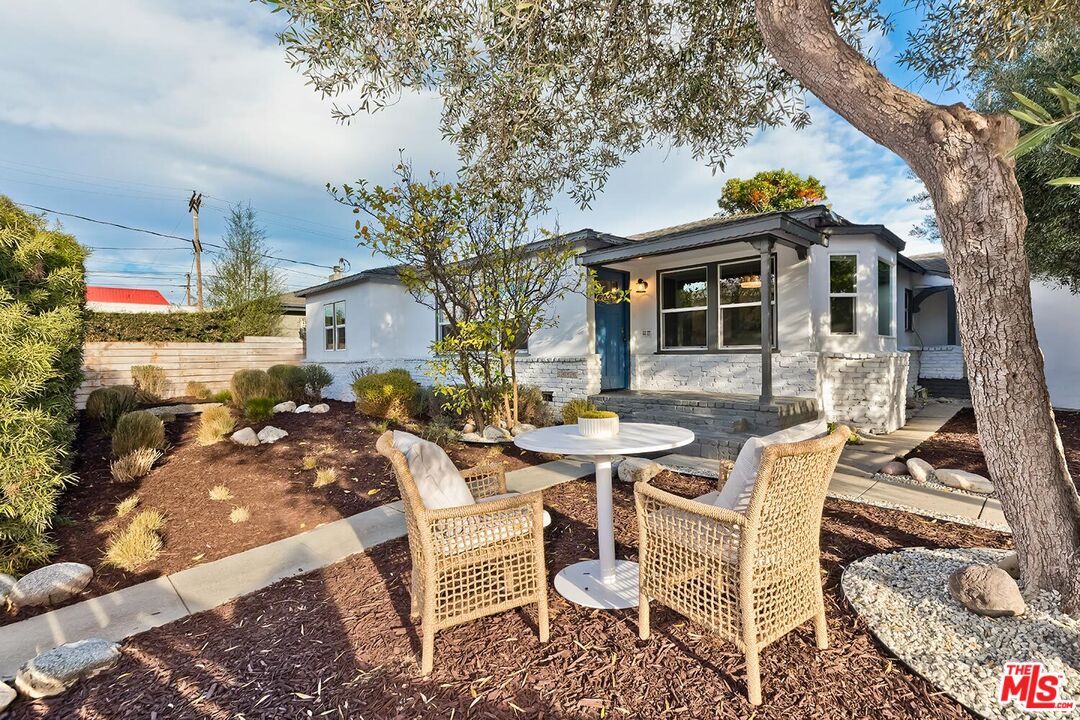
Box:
[392,431,475,510]
[712,418,829,513]
[480,492,552,528]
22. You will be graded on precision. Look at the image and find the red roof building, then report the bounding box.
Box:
[86,286,172,312]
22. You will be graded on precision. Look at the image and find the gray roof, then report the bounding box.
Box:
[908,252,950,276]
[627,205,835,242]
[293,264,401,298]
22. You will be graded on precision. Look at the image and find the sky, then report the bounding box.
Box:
[0,1,965,304]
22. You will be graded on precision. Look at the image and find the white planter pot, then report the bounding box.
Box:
[578,415,619,439]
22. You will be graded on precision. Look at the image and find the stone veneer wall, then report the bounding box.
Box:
[914,345,965,379]
[819,352,909,433]
[632,352,819,397]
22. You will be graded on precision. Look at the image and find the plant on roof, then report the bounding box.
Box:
[717,170,826,215]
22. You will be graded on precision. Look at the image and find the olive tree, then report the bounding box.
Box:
[266,0,1080,609]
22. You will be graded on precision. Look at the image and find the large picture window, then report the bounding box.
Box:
[717,258,776,348]
[877,259,894,336]
[829,255,857,335]
[323,301,346,351]
[659,266,708,349]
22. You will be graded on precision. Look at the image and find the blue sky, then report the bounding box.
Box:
[0,1,963,303]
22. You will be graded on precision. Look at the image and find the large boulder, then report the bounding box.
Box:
[10,562,93,608]
[618,457,662,484]
[15,639,121,699]
[482,425,512,441]
[510,423,537,437]
[948,564,1026,618]
[936,468,994,495]
[310,403,330,414]
[997,552,1021,580]
[230,427,259,447]
[272,401,297,414]
[257,426,289,444]
[460,432,484,443]
[905,458,934,483]
[294,404,312,414]
[0,572,15,604]
[879,460,909,476]
[0,681,14,712]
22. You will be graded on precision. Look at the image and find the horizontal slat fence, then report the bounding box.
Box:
[77,337,304,408]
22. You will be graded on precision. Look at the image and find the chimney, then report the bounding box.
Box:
[329,265,344,281]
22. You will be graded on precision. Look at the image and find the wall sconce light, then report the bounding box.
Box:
[635,278,649,294]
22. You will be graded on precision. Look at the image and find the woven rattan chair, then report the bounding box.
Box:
[634,426,850,705]
[376,431,549,675]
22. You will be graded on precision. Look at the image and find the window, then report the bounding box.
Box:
[436,308,454,342]
[903,288,914,332]
[829,255,857,334]
[660,266,708,349]
[717,258,776,348]
[877,259,894,336]
[323,301,346,350]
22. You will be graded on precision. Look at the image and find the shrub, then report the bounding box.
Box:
[0,197,87,573]
[210,389,232,404]
[517,385,555,427]
[86,309,241,342]
[229,506,251,523]
[422,417,458,446]
[245,396,274,421]
[301,455,318,471]
[85,388,112,419]
[267,364,306,401]
[313,467,337,488]
[351,368,420,421]
[186,381,213,400]
[103,509,165,572]
[208,485,234,501]
[131,365,168,402]
[110,447,162,482]
[115,495,140,517]
[112,411,166,458]
[561,399,597,425]
[196,406,236,446]
[230,369,278,408]
[302,363,334,400]
[98,386,139,432]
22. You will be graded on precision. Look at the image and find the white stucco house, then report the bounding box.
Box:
[297,205,1080,458]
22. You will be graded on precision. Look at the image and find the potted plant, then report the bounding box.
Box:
[577,410,620,438]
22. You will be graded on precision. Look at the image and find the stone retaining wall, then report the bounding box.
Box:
[820,352,909,433]
[915,345,965,379]
[631,352,818,396]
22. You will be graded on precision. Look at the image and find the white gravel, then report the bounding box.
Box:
[843,547,1080,719]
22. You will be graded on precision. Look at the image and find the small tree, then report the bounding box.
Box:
[717,169,826,215]
[207,204,284,337]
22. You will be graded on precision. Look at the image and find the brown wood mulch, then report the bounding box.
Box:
[904,406,1080,482]
[3,401,542,626]
[10,471,1010,719]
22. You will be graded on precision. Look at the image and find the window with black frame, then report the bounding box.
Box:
[659,267,708,349]
[717,258,776,348]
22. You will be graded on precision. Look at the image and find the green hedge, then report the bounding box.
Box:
[0,196,88,574]
[86,309,244,343]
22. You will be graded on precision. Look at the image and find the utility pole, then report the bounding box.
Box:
[184,272,192,306]
[187,191,204,310]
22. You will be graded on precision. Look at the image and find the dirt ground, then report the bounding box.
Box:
[904,406,1080,483]
[3,400,543,626]
[10,471,1010,719]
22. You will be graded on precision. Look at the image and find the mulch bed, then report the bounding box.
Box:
[904,407,1080,481]
[3,400,543,626]
[11,471,1011,719]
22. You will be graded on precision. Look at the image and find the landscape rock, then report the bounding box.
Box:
[294,404,311,414]
[0,681,14,712]
[618,457,662,484]
[272,401,297,414]
[0,572,15,603]
[936,468,994,495]
[230,427,259,447]
[10,562,93,608]
[462,422,476,434]
[460,432,484,442]
[905,457,935,483]
[257,426,289,444]
[310,403,329,414]
[511,423,537,437]
[482,425,512,441]
[997,552,1021,580]
[15,639,121,699]
[948,564,1026,617]
[879,460,909,476]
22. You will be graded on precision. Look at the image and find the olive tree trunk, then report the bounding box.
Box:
[755,0,1080,608]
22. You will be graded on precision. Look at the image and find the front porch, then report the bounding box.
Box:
[589,389,819,459]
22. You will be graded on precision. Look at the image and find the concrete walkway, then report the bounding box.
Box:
[0,458,592,677]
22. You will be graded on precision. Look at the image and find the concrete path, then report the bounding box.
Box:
[0,458,593,677]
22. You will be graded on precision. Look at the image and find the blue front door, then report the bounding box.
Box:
[594,268,630,391]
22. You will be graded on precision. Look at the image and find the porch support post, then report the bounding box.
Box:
[751,238,775,406]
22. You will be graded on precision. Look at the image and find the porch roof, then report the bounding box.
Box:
[576,210,827,266]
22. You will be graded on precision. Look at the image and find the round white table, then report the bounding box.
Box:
[514,423,694,609]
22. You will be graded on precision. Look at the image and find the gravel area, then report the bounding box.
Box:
[842,547,1080,719]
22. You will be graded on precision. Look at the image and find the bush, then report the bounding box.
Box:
[110,447,162,482]
[196,406,236,446]
[210,389,232,404]
[267,364,306,401]
[245,396,274,421]
[517,385,555,427]
[230,369,278,408]
[131,364,168,402]
[86,309,241,342]
[303,364,334,400]
[112,411,166,458]
[351,368,420,421]
[186,381,213,400]
[0,196,88,573]
[96,385,139,432]
[561,398,597,425]
[313,467,337,488]
[103,509,165,572]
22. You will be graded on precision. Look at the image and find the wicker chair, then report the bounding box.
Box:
[375,431,549,675]
[634,426,850,705]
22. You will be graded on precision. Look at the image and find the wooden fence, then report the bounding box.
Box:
[77,336,304,408]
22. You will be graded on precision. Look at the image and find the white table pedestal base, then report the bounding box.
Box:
[553,559,639,609]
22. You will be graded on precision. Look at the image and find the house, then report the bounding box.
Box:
[86,286,175,313]
[296,205,1080,458]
